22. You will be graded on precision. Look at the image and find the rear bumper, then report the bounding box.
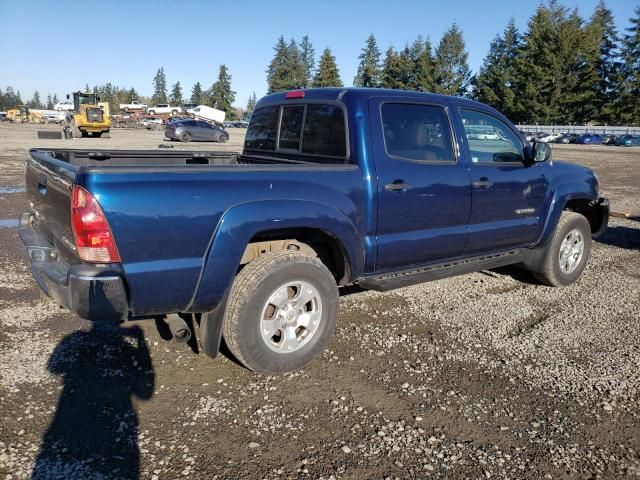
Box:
[19,213,128,321]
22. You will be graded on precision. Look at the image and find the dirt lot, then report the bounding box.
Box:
[0,123,639,480]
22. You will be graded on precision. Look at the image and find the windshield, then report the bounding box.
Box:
[78,94,97,104]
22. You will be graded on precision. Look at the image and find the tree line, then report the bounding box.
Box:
[0,87,60,111]
[3,1,637,125]
[265,1,640,125]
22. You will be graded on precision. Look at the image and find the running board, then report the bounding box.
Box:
[359,250,525,292]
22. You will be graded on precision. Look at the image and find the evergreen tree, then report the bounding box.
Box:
[152,67,167,104]
[381,46,414,89]
[127,88,139,101]
[84,83,90,92]
[354,34,382,87]
[434,23,471,96]
[618,6,640,124]
[170,81,183,105]
[313,48,343,87]
[472,19,521,119]
[46,94,53,110]
[513,4,560,123]
[409,36,436,92]
[191,82,205,105]
[52,93,59,105]
[246,92,257,112]
[589,0,621,122]
[285,39,307,89]
[300,35,316,88]
[210,64,236,118]
[30,91,42,109]
[267,36,293,93]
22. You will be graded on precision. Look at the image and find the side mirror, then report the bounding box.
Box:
[532,141,551,162]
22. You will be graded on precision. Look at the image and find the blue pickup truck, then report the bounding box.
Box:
[20,88,609,374]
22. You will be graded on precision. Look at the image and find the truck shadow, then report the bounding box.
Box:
[594,225,640,250]
[32,322,154,480]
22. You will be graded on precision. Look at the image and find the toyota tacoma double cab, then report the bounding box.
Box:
[19,88,609,374]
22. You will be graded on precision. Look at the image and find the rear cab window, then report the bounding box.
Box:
[244,103,347,161]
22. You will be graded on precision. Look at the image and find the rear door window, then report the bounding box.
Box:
[381,103,455,162]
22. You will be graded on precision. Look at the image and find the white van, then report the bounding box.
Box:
[189,105,226,125]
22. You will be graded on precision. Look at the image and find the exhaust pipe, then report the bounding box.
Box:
[164,314,191,343]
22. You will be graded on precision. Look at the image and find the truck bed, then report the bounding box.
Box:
[31,148,347,168]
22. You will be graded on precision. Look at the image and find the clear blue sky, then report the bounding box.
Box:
[0,0,636,108]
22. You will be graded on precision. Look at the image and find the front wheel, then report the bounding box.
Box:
[222,251,338,374]
[525,211,592,286]
[179,132,191,143]
[216,132,228,143]
[148,110,155,115]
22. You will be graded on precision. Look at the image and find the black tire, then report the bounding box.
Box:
[222,251,338,374]
[216,132,228,143]
[171,110,178,116]
[179,132,191,143]
[124,107,129,113]
[148,110,155,115]
[525,211,591,287]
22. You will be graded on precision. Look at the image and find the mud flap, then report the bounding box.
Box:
[199,290,230,359]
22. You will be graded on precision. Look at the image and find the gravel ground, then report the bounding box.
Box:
[0,123,639,479]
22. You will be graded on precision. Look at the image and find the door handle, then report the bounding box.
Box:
[385,181,413,192]
[473,178,494,189]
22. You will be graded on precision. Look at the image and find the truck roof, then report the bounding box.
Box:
[255,87,507,124]
[257,87,488,108]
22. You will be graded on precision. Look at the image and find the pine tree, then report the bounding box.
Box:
[381,46,413,90]
[170,82,183,105]
[618,6,640,124]
[313,48,343,87]
[210,64,236,118]
[52,93,59,105]
[246,92,257,112]
[84,83,90,92]
[152,67,167,104]
[434,23,471,96]
[191,82,205,105]
[46,94,53,110]
[409,36,436,92]
[30,91,42,109]
[285,39,307,89]
[589,0,621,122]
[300,35,316,88]
[354,34,382,87]
[472,19,521,119]
[267,36,292,93]
[513,4,559,123]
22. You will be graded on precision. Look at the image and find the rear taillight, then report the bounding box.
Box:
[70,185,120,263]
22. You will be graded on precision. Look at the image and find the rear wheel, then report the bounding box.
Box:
[148,110,155,115]
[171,110,178,116]
[179,132,191,143]
[216,132,228,143]
[222,251,338,374]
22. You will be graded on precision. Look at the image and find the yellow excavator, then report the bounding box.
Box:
[63,91,111,138]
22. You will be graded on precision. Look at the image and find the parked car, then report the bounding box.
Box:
[18,88,609,375]
[537,132,565,143]
[548,134,573,144]
[615,134,640,147]
[141,117,163,129]
[119,100,147,113]
[164,119,229,142]
[54,101,74,112]
[575,133,604,144]
[146,104,181,116]
[181,103,198,112]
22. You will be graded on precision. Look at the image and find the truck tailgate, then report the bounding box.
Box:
[25,150,80,265]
